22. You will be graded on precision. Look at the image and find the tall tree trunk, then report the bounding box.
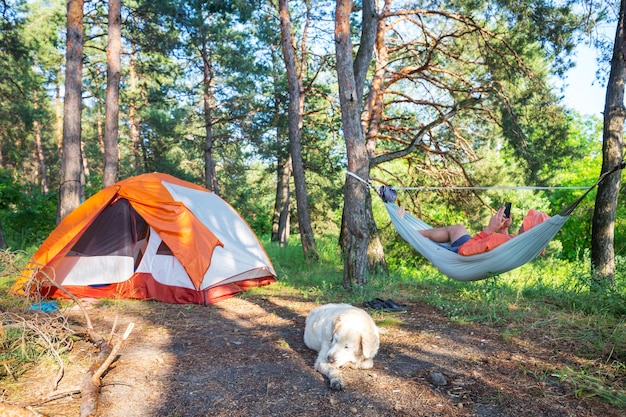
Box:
[58,0,84,222]
[103,0,121,187]
[81,139,90,198]
[278,0,318,262]
[272,152,292,246]
[203,38,219,194]
[0,220,6,250]
[271,83,291,246]
[362,0,391,275]
[97,90,104,150]
[129,44,142,175]
[140,85,149,173]
[33,90,49,194]
[591,0,626,285]
[56,68,63,151]
[335,0,378,287]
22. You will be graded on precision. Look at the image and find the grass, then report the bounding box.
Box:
[2,234,626,408]
[553,366,626,408]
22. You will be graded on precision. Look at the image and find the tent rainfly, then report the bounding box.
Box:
[12,173,277,305]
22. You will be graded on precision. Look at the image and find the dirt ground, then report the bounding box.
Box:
[2,293,623,417]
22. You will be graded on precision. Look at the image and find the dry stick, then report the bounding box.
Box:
[29,268,104,392]
[22,319,65,390]
[27,266,136,416]
[107,315,119,345]
[27,388,82,406]
[6,312,65,390]
[92,322,135,384]
[35,268,95,333]
[0,359,17,381]
[79,323,135,417]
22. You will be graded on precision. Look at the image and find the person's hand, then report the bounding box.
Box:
[484,206,508,234]
[499,214,512,233]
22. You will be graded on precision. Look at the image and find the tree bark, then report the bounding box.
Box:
[272,152,292,246]
[278,0,318,262]
[128,44,142,175]
[336,0,378,287]
[591,0,626,285]
[56,69,63,152]
[33,90,49,194]
[271,86,292,246]
[0,219,7,250]
[202,37,219,194]
[103,0,121,187]
[58,0,84,222]
[362,0,391,275]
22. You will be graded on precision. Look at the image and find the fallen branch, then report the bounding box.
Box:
[13,264,136,416]
[92,322,134,383]
[27,388,82,406]
[79,322,135,417]
[33,267,94,333]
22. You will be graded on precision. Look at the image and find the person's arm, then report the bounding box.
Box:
[457,206,513,256]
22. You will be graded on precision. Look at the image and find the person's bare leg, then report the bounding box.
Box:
[419,225,469,244]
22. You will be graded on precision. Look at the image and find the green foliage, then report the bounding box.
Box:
[0,325,41,379]
[2,192,57,250]
[221,159,275,236]
[262,235,346,303]
[544,113,605,260]
[0,170,57,250]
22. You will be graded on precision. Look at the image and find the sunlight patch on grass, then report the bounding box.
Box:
[373,316,405,328]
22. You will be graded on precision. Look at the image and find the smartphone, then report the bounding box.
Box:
[504,202,512,218]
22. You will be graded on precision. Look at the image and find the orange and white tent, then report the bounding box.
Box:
[12,173,276,305]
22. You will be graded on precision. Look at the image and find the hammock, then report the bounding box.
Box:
[375,161,625,281]
[384,202,567,281]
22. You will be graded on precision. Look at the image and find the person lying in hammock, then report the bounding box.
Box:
[409,205,550,256]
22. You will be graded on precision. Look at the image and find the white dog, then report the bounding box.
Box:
[304,303,380,390]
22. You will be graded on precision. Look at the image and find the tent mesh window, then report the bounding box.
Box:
[67,199,149,268]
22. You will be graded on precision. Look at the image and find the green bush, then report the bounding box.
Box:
[0,169,57,250]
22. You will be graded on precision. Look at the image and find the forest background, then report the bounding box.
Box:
[1,0,626,412]
[0,0,624,277]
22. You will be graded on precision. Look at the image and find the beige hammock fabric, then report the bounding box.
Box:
[384,202,569,281]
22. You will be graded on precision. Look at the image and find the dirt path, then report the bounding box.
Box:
[3,295,622,416]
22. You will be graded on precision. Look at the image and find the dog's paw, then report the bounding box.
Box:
[329,377,345,391]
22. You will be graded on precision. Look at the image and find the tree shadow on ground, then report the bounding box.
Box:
[4,294,622,417]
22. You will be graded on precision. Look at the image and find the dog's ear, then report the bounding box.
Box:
[331,313,344,338]
[360,324,380,358]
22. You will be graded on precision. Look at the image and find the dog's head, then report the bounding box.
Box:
[326,310,379,367]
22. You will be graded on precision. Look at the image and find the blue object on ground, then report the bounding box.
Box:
[29,301,59,313]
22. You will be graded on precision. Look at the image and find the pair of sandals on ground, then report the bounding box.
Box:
[363,298,407,312]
